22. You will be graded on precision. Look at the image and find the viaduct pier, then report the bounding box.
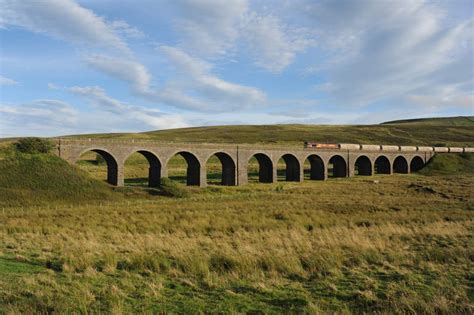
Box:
[55,139,472,187]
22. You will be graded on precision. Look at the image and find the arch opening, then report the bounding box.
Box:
[77,149,118,185]
[304,155,325,180]
[277,154,300,182]
[248,153,273,183]
[206,152,236,186]
[167,151,201,186]
[328,155,347,178]
[124,151,161,187]
[374,156,391,174]
[410,156,425,172]
[354,156,372,176]
[393,156,408,174]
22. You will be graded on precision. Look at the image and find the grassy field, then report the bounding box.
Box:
[1,172,473,313]
[1,118,473,313]
[61,116,474,147]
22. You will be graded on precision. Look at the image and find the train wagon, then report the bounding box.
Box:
[304,142,340,149]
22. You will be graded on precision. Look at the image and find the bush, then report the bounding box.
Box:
[96,153,106,164]
[159,178,189,198]
[14,137,54,154]
[46,258,64,272]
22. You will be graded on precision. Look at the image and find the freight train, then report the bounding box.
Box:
[303,142,473,153]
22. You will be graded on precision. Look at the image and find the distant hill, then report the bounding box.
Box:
[60,116,474,147]
[382,116,474,126]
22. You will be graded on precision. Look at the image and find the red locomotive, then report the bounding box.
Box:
[304,142,340,149]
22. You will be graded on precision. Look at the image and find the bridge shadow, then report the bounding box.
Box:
[124,177,148,186]
[247,171,261,183]
[207,172,224,185]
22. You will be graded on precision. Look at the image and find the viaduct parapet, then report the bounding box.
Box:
[55,139,471,187]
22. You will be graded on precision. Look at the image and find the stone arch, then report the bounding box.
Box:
[328,155,347,178]
[393,156,408,174]
[374,155,391,174]
[277,154,300,182]
[248,153,273,183]
[168,151,201,186]
[354,155,372,176]
[124,150,162,187]
[78,148,119,185]
[305,154,325,180]
[410,156,425,172]
[205,152,236,186]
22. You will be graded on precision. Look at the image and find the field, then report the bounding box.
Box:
[1,117,473,313]
[62,116,474,147]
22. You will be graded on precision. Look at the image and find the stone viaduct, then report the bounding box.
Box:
[55,139,471,187]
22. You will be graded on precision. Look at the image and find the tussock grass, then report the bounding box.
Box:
[420,153,474,175]
[1,120,473,313]
[64,116,474,147]
[0,152,119,207]
[1,174,473,313]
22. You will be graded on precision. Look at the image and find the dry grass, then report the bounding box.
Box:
[1,173,473,313]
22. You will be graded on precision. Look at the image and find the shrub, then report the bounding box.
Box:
[46,258,64,272]
[96,153,106,164]
[14,137,54,154]
[209,254,238,273]
[159,178,189,198]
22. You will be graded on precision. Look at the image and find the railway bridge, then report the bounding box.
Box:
[55,139,470,187]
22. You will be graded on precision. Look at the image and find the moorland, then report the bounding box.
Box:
[0,116,473,314]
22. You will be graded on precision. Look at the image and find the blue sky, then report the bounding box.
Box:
[0,0,473,137]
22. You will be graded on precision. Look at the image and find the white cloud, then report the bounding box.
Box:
[68,85,127,113]
[0,75,18,86]
[242,13,315,73]
[67,85,188,129]
[47,82,59,90]
[171,0,315,72]
[84,47,266,112]
[109,20,144,39]
[158,45,266,111]
[407,85,474,111]
[0,99,77,122]
[172,0,248,56]
[1,0,130,53]
[0,99,79,136]
[302,0,474,108]
[85,55,151,93]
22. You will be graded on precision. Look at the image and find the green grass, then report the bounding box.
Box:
[1,118,473,313]
[420,153,474,175]
[60,116,474,147]
[382,116,474,126]
[1,174,473,313]
[0,152,120,207]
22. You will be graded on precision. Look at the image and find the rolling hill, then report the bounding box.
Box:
[61,116,474,147]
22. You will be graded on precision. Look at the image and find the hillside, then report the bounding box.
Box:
[0,152,120,206]
[420,152,474,175]
[61,116,474,147]
[382,116,474,126]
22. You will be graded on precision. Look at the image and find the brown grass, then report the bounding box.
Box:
[1,173,473,313]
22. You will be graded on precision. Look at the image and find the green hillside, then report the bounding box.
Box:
[420,153,474,175]
[62,116,474,147]
[382,116,474,126]
[0,152,119,207]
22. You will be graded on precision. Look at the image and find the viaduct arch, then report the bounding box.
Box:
[57,139,467,187]
[205,152,236,186]
[354,155,372,176]
[78,148,119,186]
[278,154,300,182]
[305,154,325,180]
